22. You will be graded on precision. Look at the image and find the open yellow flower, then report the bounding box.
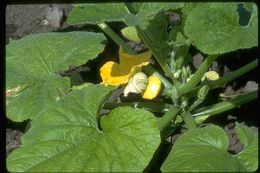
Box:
[100,47,151,86]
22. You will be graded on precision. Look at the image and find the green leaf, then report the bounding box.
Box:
[6,32,106,121]
[144,11,170,50]
[67,3,130,25]
[68,3,177,29]
[137,8,189,83]
[125,2,144,14]
[183,3,258,54]
[7,85,161,172]
[71,82,93,90]
[235,122,255,147]
[161,125,247,172]
[139,11,173,64]
[171,32,190,70]
[131,3,177,28]
[235,122,258,172]
[6,75,70,122]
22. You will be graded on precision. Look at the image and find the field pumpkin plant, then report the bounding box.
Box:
[6,2,258,172]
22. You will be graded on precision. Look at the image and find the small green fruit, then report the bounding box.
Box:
[121,26,141,44]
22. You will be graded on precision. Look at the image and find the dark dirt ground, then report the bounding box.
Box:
[6,5,72,42]
[5,4,258,165]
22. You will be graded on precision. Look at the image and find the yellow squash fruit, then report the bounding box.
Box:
[142,76,162,100]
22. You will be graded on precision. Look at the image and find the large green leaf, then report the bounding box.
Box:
[67,3,177,29]
[141,11,171,57]
[7,85,161,172]
[6,75,70,122]
[235,122,258,172]
[125,2,144,14]
[183,3,258,54]
[130,3,177,28]
[67,3,130,25]
[6,32,106,121]
[161,125,247,172]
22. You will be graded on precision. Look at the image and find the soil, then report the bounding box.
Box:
[5,4,258,170]
[6,128,23,156]
[6,4,72,42]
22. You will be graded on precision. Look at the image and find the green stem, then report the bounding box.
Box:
[160,125,179,140]
[209,58,258,89]
[181,54,218,94]
[143,65,173,88]
[103,102,172,113]
[158,106,181,131]
[188,100,203,112]
[182,112,197,130]
[192,90,258,117]
[98,23,136,55]
[186,59,258,98]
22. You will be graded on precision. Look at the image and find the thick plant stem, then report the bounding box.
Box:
[192,90,258,117]
[98,23,136,55]
[188,100,203,112]
[181,54,218,94]
[209,59,258,89]
[158,106,181,131]
[182,112,197,130]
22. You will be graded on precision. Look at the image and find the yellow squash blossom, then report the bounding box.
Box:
[100,47,151,86]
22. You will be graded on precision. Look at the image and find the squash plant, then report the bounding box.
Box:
[6,2,258,172]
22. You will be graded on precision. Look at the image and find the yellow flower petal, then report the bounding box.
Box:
[119,47,151,70]
[100,61,129,86]
[100,47,151,86]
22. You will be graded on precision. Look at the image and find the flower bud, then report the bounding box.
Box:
[124,72,148,97]
[201,71,220,82]
[181,66,188,82]
[173,70,182,79]
[186,66,191,76]
[181,100,188,108]
[186,74,193,82]
[198,85,210,100]
[171,85,180,100]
